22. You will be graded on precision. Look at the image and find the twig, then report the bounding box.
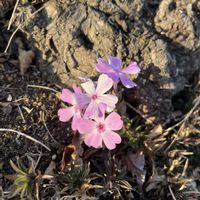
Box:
[166,95,200,132]
[30,3,47,18]
[168,185,177,200]
[183,191,200,195]
[41,111,58,144]
[4,25,20,53]
[18,105,26,123]
[0,128,51,151]
[27,84,59,93]
[126,102,154,124]
[5,1,48,53]
[35,151,42,169]
[7,0,20,30]
[181,158,189,178]
[164,95,200,153]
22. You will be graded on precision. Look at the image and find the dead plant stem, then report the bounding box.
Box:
[7,0,20,30]
[0,128,51,151]
[27,84,59,93]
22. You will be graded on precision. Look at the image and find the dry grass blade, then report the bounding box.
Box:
[4,1,49,53]
[0,128,51,151]
[164,95,200,153]
[27,84,59,93]
[168,185,177,200]
[126,102,155,124]
[7,0,20,30]
[4,25,20,53]
[166,95,200,133]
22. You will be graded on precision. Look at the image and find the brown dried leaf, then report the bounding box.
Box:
[117,99,127,116]
[145,174,166,192]
[192,167,200,181]
[44,161,56,176]
[125,151,146,185]
[18,48,35,75]
[72,133,84,157]
[61,144,76,171]
[44,0,58,19]
[148,124,163,139]
[145,124,166,151]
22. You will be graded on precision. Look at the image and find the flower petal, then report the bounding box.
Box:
[105,112,123,131]
[108,56,122,70]
[84,100,99,119]
[96,58,114,73]
[81,80,95,95]
[102,130,121,150]
[98,103,106,118]
[72,84,82,93]
[122,62,140,74]
[107,72,119,83]
[84,132,102,148]
[58,107,74,122]
[119,73,137,88]
[98,94,118,107]
[106,105,116,112]
[78,118,96,134]
[96,74,113,95]
[75,93,90,108]
[60,89,75,104]
[71,113,81,131]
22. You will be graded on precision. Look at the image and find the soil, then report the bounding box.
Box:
[0,0,199,199]
[0,61,72,187]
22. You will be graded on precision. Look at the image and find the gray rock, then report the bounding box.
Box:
[14,0,200,122]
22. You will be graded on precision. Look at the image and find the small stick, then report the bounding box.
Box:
[166,95,200,132]
[0,128,51,151]
[7,0,20,30]
[35,151,42,169]
[164,95,200,153]
[27,84,59,93]
[168,185,177,200]
[4,26,20,53]
[18,105,26,123]
[181,158,189,178]
[126,102,154,124]
[41,111,58,144]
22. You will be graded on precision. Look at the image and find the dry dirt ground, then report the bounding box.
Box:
[0,0,200,200]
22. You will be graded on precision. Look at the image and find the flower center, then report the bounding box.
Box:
[97,122,105,133]
[74,105,79,113]
[91,94,98,100]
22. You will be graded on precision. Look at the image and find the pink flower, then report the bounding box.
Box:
[58,87,89,131]
[78,108,123,150]
[96,56,140,88]
[81,74,118,119]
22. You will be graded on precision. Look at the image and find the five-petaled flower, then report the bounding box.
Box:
[81,74,118,119]
[78,107,123,150]
[58,86,89,131]
[96,56,140,88]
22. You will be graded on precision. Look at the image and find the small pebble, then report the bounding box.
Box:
[7,94,12,102]
[52,154,57,160]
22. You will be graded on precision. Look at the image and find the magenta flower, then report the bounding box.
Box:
[96,56,140,88]
[58,87,89,131]
[78,108,123,150]
[81,74,118,119]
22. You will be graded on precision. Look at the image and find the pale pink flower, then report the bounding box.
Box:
[81,74,118,119]
[58,87,89,131]
[78,108,123,150]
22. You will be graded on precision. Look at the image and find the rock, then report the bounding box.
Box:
[12,0,200,122]
[154,0,200,50]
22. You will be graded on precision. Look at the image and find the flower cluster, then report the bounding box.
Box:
[58,56,140,150]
